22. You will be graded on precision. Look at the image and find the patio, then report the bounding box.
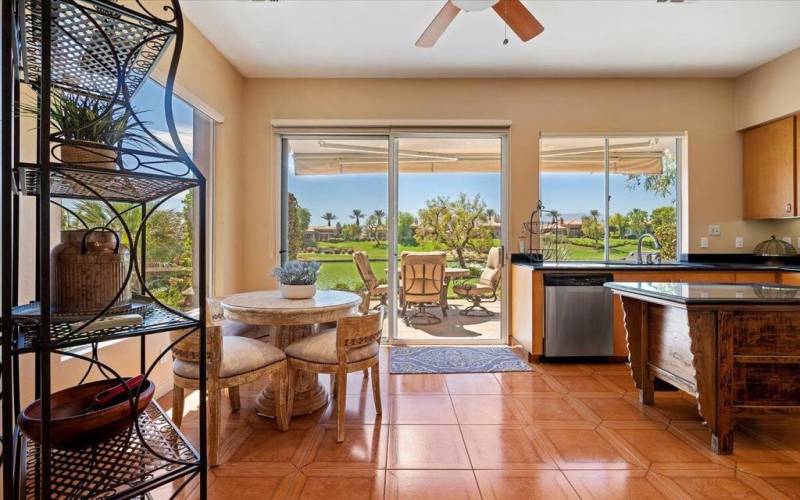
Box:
[367,297,502,343]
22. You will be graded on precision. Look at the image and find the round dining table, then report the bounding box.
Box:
[221,289,362,417]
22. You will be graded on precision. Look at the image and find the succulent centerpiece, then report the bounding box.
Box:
[271,260,321,299]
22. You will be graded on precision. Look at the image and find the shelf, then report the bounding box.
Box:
[13,302,199,352]
[19,0,176,100]
[22,401,199,499]
[16,162,199,202]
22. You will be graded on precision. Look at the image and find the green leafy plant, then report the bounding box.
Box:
[272,260,320,285]
[22,90,155,148]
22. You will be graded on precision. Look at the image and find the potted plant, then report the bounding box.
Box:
[22,90,154,169]
[271,260,321,299]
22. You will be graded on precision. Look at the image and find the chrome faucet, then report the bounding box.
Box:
[637,233,662,264]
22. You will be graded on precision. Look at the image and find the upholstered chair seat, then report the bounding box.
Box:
[285,329,379,365]
[174,336,285,379]
[452,283,494,297]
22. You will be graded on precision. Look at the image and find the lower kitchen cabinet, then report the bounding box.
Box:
[510,265,794,359]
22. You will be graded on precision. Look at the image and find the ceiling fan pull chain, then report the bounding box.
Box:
[502,1,509,45]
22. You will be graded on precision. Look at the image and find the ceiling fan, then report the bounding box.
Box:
[416,0,544,48]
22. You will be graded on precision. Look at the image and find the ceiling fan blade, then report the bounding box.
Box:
[416,1,461,48]
[492,0,544,42]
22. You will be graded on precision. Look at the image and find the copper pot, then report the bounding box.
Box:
[51,228,131,314]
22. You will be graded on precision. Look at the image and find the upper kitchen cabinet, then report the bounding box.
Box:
[743,116,798,219]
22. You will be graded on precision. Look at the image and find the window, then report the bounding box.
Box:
[539,135,681,262]
[59,79,214,311]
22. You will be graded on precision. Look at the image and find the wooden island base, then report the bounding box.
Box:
[616,291,800,455]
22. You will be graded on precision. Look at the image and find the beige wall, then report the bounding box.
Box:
[239,77,786,291]
[735,47,800,130]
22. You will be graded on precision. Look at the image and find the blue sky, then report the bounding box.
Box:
[289,164,673,227]
[288,165,502,227]
[132,79,195,211]
[541,173,674,220]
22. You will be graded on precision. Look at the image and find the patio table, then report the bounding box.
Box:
[221,290,362,417]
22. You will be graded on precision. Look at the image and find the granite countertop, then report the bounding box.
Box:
[510,254,800,272]
[604,281,800,304]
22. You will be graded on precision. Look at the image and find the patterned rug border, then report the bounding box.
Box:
[389,346,533,374]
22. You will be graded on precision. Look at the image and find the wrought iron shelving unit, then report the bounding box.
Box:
[1,0,208,497]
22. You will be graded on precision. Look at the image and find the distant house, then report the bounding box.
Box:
[562,219,583,237]
[304,225,338,244]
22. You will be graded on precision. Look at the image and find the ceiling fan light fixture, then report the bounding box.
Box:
[451,0,500,12]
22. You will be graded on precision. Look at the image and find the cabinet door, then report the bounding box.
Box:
[780,272,800,286]
[743,116,796,219]
[734,271,777,284]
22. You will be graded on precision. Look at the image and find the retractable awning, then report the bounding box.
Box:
[290,139,665,176]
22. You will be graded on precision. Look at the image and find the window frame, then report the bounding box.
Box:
[538,132,684,263]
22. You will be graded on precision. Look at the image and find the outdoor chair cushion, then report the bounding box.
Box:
[454,283,495,297]
[285,329,379,364]
[173,336,285,379]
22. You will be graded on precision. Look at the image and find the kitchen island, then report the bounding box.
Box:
[605,281,800,454]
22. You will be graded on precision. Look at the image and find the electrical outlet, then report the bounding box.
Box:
[700,237,709,249]
[735,237,744,249]
[708,225,721,236]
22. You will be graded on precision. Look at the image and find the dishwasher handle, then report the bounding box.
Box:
[543,273,615,287]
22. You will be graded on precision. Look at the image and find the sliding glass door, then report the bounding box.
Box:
[281,132,508,344]
[392,136,505,343]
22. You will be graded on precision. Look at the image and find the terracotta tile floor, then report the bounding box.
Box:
[154,347,800,499]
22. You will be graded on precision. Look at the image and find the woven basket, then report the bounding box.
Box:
[61,144,118,170]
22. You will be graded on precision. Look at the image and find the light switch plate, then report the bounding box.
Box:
[783,236,792,244]
[735,237,744,248]
[708,225,721,236]
[700,237,709,248]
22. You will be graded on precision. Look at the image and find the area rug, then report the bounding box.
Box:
[389,346,533,374]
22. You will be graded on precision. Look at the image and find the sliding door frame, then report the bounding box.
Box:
[387,131,509,346]
[278,130,509,346]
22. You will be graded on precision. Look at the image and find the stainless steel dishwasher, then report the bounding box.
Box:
[544,273,614,357]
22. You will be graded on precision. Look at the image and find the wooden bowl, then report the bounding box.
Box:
[19,378,155,449]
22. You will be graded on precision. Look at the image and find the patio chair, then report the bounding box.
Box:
[453,246,502,317]
[353,251,388,309]
[170,298,289,466]
[285,307,384,442]
[400,251,447,325]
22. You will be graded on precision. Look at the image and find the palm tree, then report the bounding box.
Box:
[486,208,497,222]
[321,212,337,227]
[372,209,386,226]
[350,209,364,226]
[548,209,561,224]
[609,212,627,239]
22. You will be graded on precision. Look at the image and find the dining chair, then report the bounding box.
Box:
[170,298,289,466]
[284,306,385,442]
[453,246,502,316]
[353,251,389,309]
[400,251,447,325]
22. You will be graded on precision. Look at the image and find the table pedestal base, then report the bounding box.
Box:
[255,324,330,418]
[255,370,328,417]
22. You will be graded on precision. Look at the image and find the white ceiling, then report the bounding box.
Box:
[182,0,800,78]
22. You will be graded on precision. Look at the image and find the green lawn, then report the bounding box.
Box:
[295,240,494,296]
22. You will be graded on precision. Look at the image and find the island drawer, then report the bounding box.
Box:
[730,312,800,356]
